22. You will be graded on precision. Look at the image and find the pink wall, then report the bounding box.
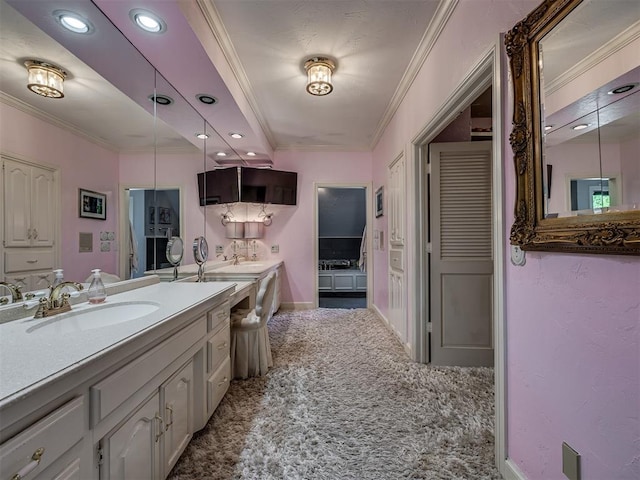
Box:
[371,0,639,478]
[271,151,372,305]
[1,103,119,282]
[620,136,640,205]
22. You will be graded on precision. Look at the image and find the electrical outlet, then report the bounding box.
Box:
[271,244,279,253]
[215,245,224,254]
[562,442,581,480]
[100,241,110,252]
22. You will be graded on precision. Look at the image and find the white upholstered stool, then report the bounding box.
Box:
[230,272,277,379]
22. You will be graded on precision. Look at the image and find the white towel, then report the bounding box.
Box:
[358,226,367,273]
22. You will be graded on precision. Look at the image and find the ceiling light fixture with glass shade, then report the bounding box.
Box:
[304,57,336,96]
[24,60,67,99]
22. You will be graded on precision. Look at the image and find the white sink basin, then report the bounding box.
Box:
[26,301,161,334]
[212,262,269,273]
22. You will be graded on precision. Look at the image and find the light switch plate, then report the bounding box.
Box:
[215,245,224,254]
[562,442,581,480]
[271,245,279,253]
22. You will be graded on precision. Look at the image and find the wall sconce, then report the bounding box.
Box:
[244,222,264,239]
[225,222,244,239]
[25,60,67,98]
[304,57,335,96]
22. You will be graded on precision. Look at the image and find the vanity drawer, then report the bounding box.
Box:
[5,250,54,273]
[207,300,230,333]
[0,396,84,480]
[207,357,230,415]
[90,317,206,425]
[207,322,230,374]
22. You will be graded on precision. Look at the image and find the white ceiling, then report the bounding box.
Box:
[0,0,442,159]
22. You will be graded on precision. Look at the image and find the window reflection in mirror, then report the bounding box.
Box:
[538,0,640,219]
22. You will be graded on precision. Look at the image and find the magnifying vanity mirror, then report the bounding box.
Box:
[192,236,209,282]
[166,236,184,281]
[506,0,640,254]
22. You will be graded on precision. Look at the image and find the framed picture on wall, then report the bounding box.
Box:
[159,207,171,224]
[375,186,384,217]
[79,188,106,220]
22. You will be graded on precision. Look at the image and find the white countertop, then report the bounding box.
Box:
[0,281,236,405]
[152,259,282,279]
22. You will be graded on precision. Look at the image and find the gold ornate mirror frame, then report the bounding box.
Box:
[505,0,640,255]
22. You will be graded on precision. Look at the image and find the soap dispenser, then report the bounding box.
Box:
[52,269,64,288]
[87,269,107,304]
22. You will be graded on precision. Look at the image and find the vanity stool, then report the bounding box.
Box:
[230,271,277,379]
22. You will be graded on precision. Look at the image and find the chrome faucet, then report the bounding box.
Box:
[232,253,245,265]
[0,282,23,303]
[34,281,84,318]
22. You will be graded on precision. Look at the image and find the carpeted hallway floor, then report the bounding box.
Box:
[168,308,498,480]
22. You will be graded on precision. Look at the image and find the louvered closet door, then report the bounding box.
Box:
[429,142,493,366]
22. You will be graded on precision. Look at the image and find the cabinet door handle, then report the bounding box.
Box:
[11,447,45,480]
[217,376,228,388]
[165,405,173,430]
[26,260,38,264]
[217,342,228,350]
[217,310,227,319]
[155,414,164,442]
[27,228,32,239]
[32,229,38,239]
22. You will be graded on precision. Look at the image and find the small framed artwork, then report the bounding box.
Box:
[159,207,171,225]
[375,186,384,217]
[79,188,106,220]
[149,207,156,224]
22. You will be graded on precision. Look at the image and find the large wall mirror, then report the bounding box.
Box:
[506,0,640,255]
[1,0,241,301]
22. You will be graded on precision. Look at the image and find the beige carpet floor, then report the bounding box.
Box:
[168,308,498,479]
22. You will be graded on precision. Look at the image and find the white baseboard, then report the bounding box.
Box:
[279,302,314,311]
[503,458,527,480]
[372,305,411,356]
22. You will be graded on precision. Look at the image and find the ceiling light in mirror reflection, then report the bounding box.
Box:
[130,9,165,33]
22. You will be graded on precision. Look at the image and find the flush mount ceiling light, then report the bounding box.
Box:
[304,57,335,96]
[24,60,67,98]
[196,133,210,139]
[607,83,638,95]
[572,123,590,130]
[196,94,217,105]
[246,151,256,157]
[130,9,166,33]
[216,152,227,157]
[148,94,173,106]
[544,125,554,131]
[229,132,244,139]
[54,10,93,34]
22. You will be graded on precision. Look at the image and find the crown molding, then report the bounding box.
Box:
[370,0,459,150]
[195,0,277,151]
[0,91,118,153]
[545,20,640,96]
[275,143,371,153]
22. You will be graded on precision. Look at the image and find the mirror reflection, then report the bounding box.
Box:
[539,0,640,218]
[0,0,241,305]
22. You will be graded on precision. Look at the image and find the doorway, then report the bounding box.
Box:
[315,185,369,309]
[119,187,181,280]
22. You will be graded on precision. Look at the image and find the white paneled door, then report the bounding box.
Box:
[429,141,493,367]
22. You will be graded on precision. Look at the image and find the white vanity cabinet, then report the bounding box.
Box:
[2,156,58,291]
[0,282,234,480]
[100,360,194,480]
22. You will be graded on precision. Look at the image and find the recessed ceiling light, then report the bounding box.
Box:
[572,124,590,130]
[130,9,166,33]
[54,10,93,34]
[148,94,173,106]
[246,152,256,157]
[216,152,227,157]
[544,125,553,131]
[229,132,244,139]
[196,94,217,105]
[196,133,210,139]
[607,83,638,95]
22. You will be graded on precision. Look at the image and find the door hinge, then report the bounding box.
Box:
[427,322,433,333]
[427,163,431,175]
[96,446,104,466]
[426,243,432,254]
